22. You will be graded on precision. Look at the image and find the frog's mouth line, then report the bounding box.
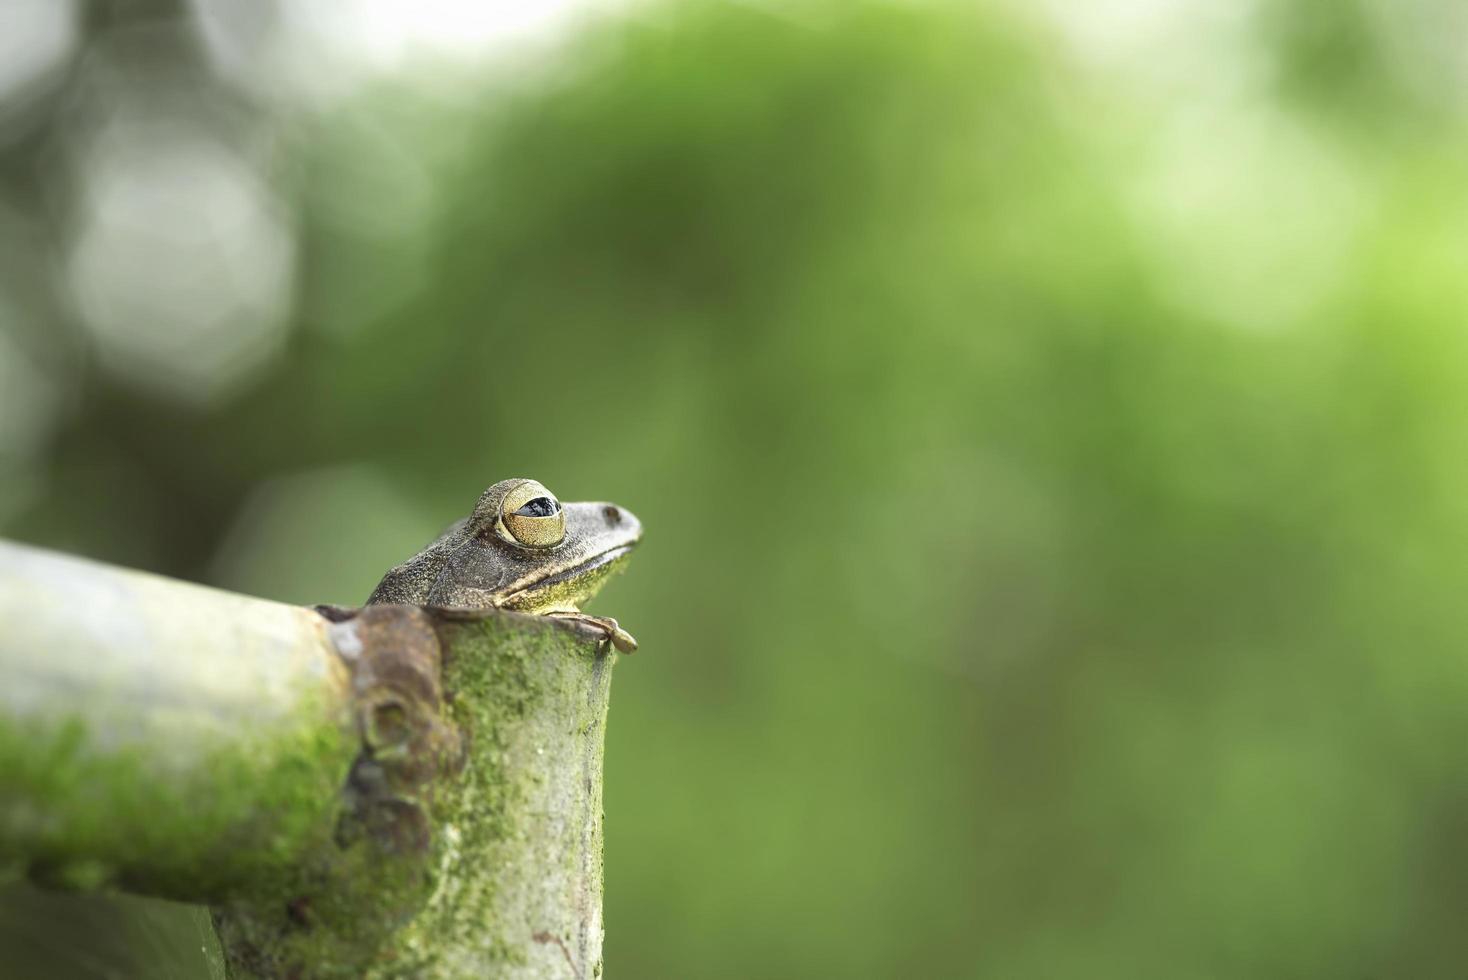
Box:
[503,545,634,599]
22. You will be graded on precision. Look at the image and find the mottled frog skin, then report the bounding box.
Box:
[367,478,641,652]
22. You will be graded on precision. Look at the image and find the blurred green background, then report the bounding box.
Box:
[5,0,1468,977]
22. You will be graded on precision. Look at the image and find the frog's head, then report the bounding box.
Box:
[445,478,642,613]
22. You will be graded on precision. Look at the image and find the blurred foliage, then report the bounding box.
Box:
[0,885,223,979]
[6,0,1468,977]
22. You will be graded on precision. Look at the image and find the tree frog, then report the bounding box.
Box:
[367,478,641,653]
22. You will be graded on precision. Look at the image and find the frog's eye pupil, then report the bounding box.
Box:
[515,497,559,518]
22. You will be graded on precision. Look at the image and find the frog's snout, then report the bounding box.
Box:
[596,502,641,546]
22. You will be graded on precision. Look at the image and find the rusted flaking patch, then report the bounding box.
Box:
[326,605,464,856]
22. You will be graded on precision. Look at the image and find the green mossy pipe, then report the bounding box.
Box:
[0,541,617,978]
[0,540,356,899]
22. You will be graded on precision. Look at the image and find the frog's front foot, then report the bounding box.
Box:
[548,612,638,654]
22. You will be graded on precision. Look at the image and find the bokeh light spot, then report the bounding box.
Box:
[1131,105,1364,331]
[0,0,81,124]
[190,0,625,105]
[65,124,295,405]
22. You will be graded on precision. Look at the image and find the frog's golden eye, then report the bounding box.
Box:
[499,480,566,549]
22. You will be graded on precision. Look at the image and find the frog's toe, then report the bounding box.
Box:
[548,611,637,655]
[609,624,637,654]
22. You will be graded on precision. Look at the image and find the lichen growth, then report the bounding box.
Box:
[367,612,614,979]
[209,609,614,979]
[0,690,355,902]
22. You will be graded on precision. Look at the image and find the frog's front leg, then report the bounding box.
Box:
[546,611,638,654]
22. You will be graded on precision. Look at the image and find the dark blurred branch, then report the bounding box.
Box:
[0,540,615,978]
